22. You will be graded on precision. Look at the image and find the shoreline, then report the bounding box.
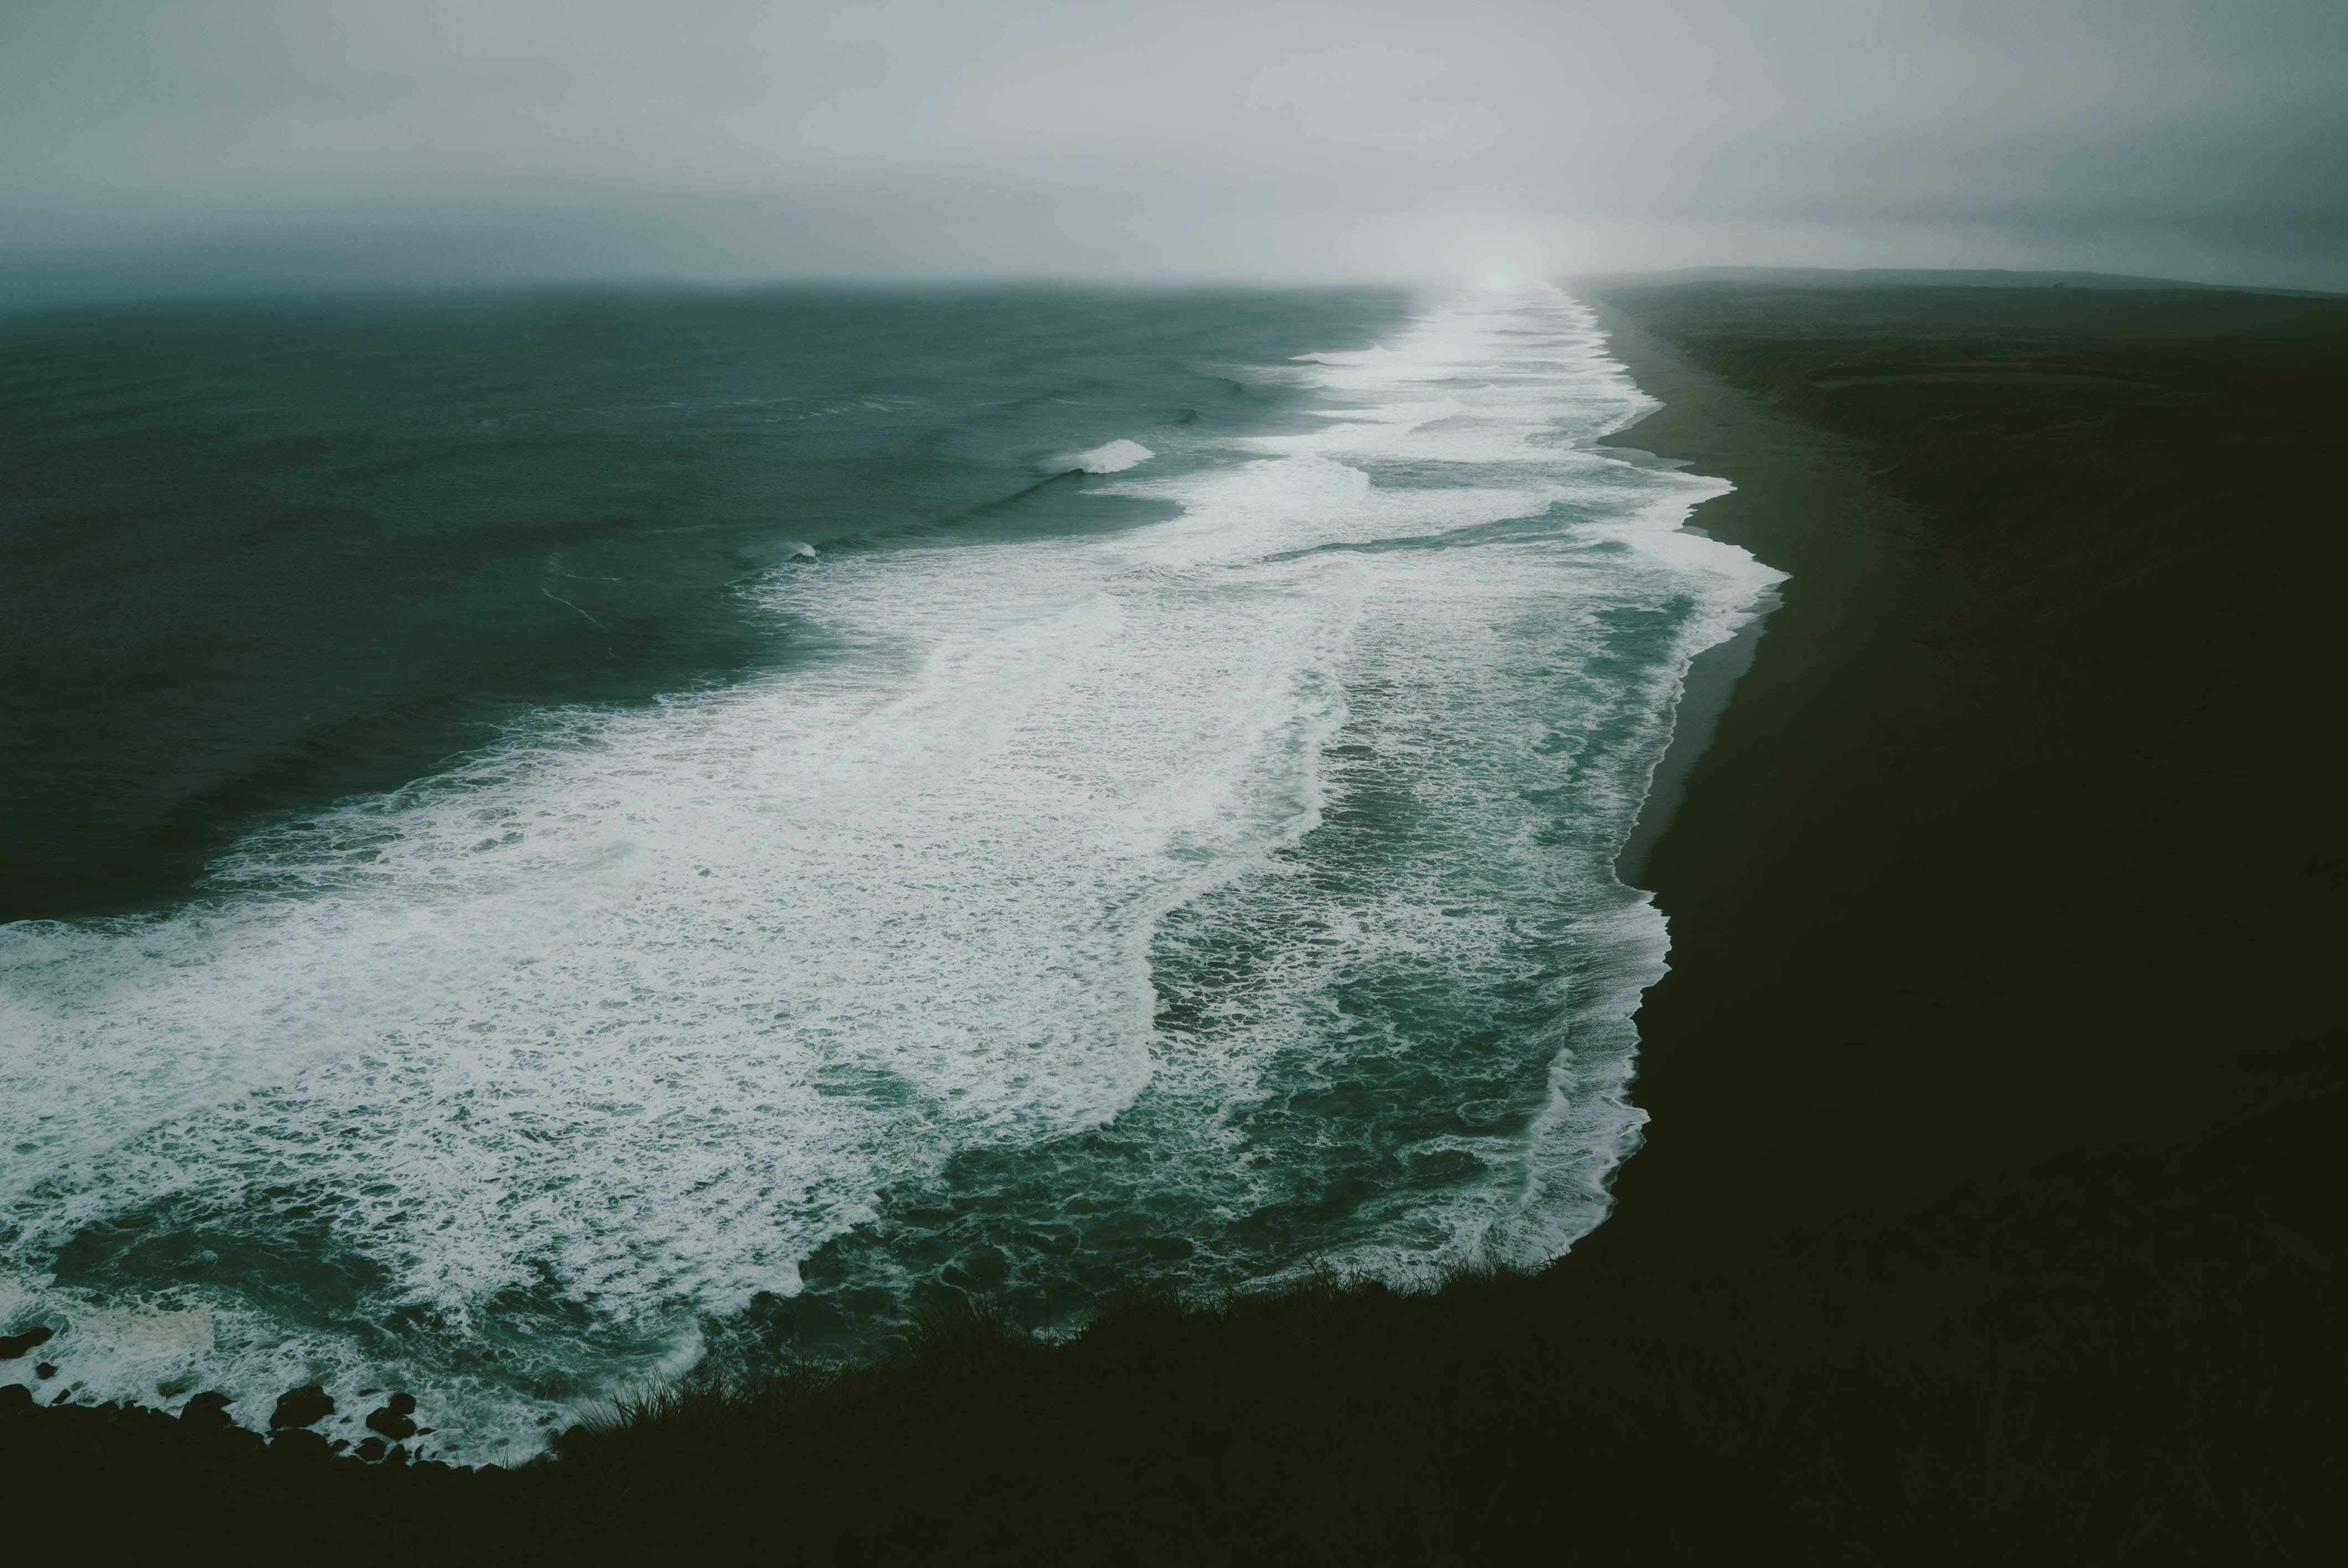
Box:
[1570,278,2335,1278]
[1577,286,1958,1235]
[1613,571,1777,888]
[6,272,2331,1550]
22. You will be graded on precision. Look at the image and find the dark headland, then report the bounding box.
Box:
[6,273,2336,1553]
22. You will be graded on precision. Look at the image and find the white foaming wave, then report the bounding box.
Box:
[0,280,1780,1448]
[0,496,1372,1454]
[1107,282,1781,1278]
[1060,439,1154,474]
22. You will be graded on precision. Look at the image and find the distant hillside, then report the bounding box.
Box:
[1572,265,2339,298]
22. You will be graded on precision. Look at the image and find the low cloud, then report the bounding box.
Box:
[4,0,2342,302]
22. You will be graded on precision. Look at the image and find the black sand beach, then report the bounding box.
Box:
[1589,277,2338,1258]
[6,275,2336,1551]
[1574,278,2336,1541]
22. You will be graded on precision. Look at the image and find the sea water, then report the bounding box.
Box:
[0,282,1778,1459]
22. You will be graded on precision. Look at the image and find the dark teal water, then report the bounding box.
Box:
[1,283,1777,1460]
[1,287,1393,923]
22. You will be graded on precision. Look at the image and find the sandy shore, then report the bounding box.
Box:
[1579,280,2338,1295]
[1587,293,1965,1237]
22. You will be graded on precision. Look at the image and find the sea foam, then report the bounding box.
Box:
[1063,439,1154,473]
[1,283,1778,1457]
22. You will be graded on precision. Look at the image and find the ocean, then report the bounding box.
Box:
[1,281,1777,1461]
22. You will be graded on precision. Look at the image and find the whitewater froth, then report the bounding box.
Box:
[1063,439,1154,473]
[1,283,1777,1456]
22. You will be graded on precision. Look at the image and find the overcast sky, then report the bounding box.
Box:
[3,0,2343,302]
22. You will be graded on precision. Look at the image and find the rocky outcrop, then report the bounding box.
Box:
[364,1392,418,1440]
[1,1389,505,1542]
[0,1325,55,1360]
[271,1427,333,1460]
[271,1384,336,1430]
[179,1391,236,1432]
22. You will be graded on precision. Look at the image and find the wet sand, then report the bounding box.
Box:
[1582,281,2340,1286]
[1589,296,1964,1232]
[1563,283,2339,1539]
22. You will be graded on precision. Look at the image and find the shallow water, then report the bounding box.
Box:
[1,282,1777,1459]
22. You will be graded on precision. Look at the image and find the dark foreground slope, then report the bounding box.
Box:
[6,279,2337,1555]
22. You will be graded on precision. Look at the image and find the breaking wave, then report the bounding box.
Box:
[1,282,1778,1459]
